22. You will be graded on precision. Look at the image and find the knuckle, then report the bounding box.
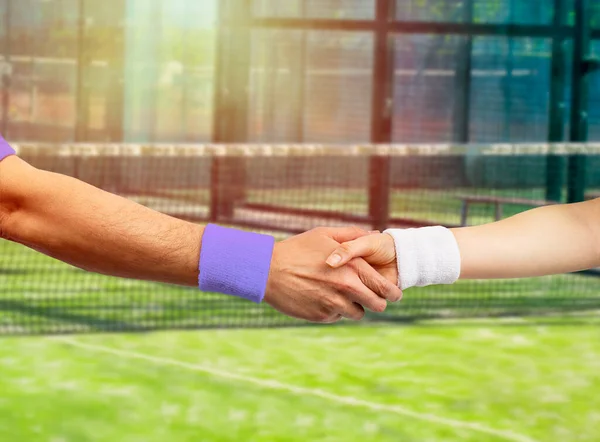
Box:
[363,294,386,313]
[391,288,403,302]
[333,299,349,312]
[370,276,387,293]
[337,277,356,294]
[339,243,355,255]
[339,242,352,253]
[346,260,360,272]
[317,312,332,323]
[350,226,365,236]
[354,309,366,320]
[370,276,394,300]
[373,300,387,313]
[321,296,338,312]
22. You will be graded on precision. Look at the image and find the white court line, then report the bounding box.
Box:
[55,338,535,442]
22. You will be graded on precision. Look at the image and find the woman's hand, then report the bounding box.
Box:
[325,232,400,298]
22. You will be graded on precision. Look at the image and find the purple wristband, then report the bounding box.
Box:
[0,134,16,162]
[199,224,275,304]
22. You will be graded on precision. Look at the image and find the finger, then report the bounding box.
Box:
[337,272,388,313]
[326,235,379,268]
[355,259,403,303]
[322,226,370,243]
[338,302,366,321]
[321,314,343,324]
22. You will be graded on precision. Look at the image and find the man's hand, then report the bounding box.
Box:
[325,232,398,287]
[265,227,402,324]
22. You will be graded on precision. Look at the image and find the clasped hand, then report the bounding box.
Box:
[264,227,400,323]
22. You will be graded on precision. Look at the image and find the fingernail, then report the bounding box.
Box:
[327,254,342,267]
[369,230,380,234]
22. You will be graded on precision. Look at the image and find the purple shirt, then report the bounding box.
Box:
[0,134,15,162]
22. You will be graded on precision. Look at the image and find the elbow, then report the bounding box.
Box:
[0,157,38,241]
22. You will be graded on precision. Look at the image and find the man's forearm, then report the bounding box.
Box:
[1,156,203,286]
[451,200,600,280]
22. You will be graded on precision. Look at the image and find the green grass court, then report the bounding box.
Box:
[1,318,599,441]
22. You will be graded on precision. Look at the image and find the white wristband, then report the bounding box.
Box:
[383,226,461,290]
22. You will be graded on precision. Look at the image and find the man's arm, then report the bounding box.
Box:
[0,155,402,322]
[1,156,203,286]
[326,200,600,288]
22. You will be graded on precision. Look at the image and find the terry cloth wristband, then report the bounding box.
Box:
[199,224,275,304]
[383,226,461,291]
[0,134,15,162]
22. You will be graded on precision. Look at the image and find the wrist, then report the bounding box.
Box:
[0,135,15,162]
[264,242,283,306]
[198,225,275,303]
[383,226,461,290]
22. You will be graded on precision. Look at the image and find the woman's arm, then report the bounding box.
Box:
[452,201,600,279]
[326,200,600,288]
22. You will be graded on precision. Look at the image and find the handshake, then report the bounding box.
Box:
[259,225,461,324]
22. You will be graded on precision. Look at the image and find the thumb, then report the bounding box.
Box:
[326,235,379,268]
[322,226,370,243]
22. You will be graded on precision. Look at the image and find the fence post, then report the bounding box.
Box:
[369,0,394,231]
[546,0,568,202]
[567,0,594,203]
[452,0,474,144]
[211,0,251,221]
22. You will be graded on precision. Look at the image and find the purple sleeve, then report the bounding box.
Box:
[199,224,275,304]
[0,134,16,162]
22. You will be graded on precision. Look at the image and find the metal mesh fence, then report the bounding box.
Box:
[2,142,600,335]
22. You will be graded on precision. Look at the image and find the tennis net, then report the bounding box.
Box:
[1,142,600,335]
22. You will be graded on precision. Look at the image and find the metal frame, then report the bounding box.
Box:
[0,0,597,146]
[235,0,600,209]
[568,0,596,203]
[545,0,569,202]
[242,5,600,144]
[250,18,600,39]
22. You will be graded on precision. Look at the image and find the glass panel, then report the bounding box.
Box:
[470,37,551,142]
[249,29,305,142]
[396,0,553,25]
[123,0,216,143]
[393,34,466,142]
[593,1,600,29]
[473,0,553,25]
[7,0,80,142]
[304,31,373,142]
[396,0,468,22]
[253,0,375,19]
[82,0,125,142]
[250,30,372,143]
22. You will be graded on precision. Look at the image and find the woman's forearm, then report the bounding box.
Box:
[326,199,600,290]
[451,200,600,280]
